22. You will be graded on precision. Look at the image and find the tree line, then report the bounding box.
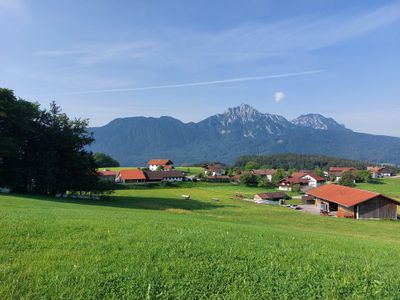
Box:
[0,88,113,195]
[234,153,395,171]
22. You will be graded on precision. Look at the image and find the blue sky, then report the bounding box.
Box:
[1,0,400,136]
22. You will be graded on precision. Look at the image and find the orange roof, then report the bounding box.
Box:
[291,172,307,178]
[307,184,398,207]
[118,169,146,180]
[147,159,173,165]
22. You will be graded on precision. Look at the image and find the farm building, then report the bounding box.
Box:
[147,159,174,171]
[98,169,118,181]
[254,192,287,201]
[251,169,276,181]
[203,163,226,176]
[116,169,146,184]
[367,166,392,178]
[328,167,357,181]
[278,177,309,191]
[306,184,399,219]
[143,170,185,182]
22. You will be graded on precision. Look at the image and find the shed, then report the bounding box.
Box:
[306,184,399,219]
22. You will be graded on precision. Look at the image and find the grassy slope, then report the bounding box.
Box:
[356,177,400,200]
[1,183,400,299]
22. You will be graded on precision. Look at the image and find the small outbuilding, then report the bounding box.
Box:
[306,184,399,219]
[254,192,288,201]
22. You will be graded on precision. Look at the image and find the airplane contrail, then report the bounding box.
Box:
[35,69,325,96]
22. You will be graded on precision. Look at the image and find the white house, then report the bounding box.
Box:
[203,163,225,176]
[147,159,174,171]
[300,173,326,188]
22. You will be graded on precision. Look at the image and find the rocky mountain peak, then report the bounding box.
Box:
[291,114,350,131]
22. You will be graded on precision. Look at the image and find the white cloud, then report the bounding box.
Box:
[274,91,285,103]
[35,42,157,65]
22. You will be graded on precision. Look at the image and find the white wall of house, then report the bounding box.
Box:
[204,170,224,176]
[163,177,184,182]
[149,164,159,171]
[278,185,291,191]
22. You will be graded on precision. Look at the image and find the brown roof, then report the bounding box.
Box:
[143,170,184,180]
[279,177,309,185]
[301,172,325,182]
[118,169,146,180]
[203,163,225,171]
[251,169,276,176]
[147,159,173,166]
[255,192,287,200]
[307,184,399,207]
[367,166,388,173]
[98,170,117,176]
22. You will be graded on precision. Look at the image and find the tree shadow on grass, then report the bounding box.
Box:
[367,179,386,185]
[2,193,229,212]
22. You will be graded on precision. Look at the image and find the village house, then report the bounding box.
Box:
[251,169,276,182]
[367,166,392,178]
[299,172,325,187]
[116,169,146,184]
[328,167,357,181]
[143,170,185,182]
[305,184,399,219]
[203,163,226,176]
[98,169,118,181]
[147,159,174,171]
[278,177,309,191]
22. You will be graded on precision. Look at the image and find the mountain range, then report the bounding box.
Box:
[89,104,400,166]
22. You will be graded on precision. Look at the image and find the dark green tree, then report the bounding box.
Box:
[93,153,120,168]
[240,173,258,186]
[245,161,258,171]
[338,171,356,187]
[0,89,104,195]
[356,170,372,183]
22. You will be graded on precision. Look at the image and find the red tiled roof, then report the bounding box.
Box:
[302,172,325,182]
[367,166,387,173]
[329,167,356,172]
[118,169,146,180]
[291,172,308,178]
[98,170,117,176]
[147,159,173,165]
[307,184,399,207]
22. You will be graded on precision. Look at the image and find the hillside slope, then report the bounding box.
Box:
[1,186,400,298]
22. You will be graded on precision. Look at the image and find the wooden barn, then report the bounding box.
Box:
[306,184,399,220]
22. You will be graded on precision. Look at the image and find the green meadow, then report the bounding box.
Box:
[1,180,400,299]
[356,177,400,200]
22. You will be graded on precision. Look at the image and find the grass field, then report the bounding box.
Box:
[1,181,400,298]
[356,177,400,200]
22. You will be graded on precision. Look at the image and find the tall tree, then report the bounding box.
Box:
[0,89,102,195]
[94,153,120,168]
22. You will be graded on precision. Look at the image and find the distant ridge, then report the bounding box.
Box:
[89,104,400,166]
